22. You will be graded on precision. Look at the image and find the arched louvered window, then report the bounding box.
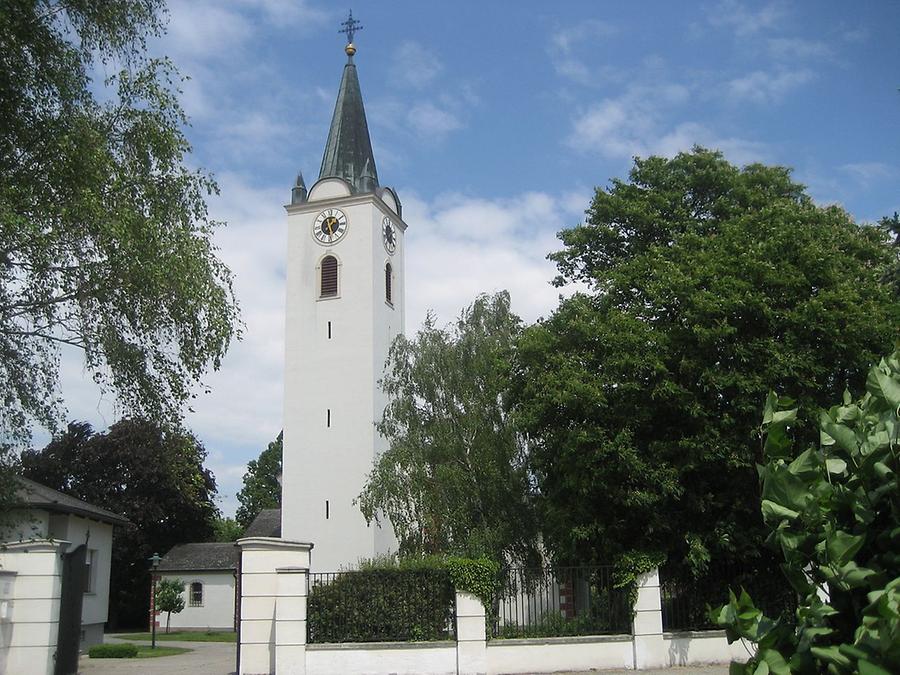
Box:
[190,581,203,607]
[320,255,338,298]
[385,263,393,305]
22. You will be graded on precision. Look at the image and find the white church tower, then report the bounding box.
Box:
[280,14,404,572]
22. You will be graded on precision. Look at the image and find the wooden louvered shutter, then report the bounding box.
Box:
[321,256,338,297]
[385,263,392,304]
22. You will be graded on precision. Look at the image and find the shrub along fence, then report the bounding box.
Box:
[660,560,797,632]
[307,567,456,643]
[493,565,631,638]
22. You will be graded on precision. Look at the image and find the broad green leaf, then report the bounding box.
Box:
[761,499,800,521]
[867,363,900,411]
[760,649,790,675]
[825,458,847,475]
[858,661,891,675]
[810,645,852,668]
[827,530,865,565]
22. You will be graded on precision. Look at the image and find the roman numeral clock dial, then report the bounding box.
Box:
[313,208,348,244]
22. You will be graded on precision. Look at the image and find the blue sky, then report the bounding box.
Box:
[57,0,899,516]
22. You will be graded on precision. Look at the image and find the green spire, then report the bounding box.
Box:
[318,39,379,193]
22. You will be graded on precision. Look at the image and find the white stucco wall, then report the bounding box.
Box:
[158,571,236,631]
[47,512,114,635]
[664,630,749,666]
[2,509,114,651]
[307,642,456,675]
[281,190,405,572]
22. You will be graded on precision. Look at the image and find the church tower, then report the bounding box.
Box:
[280,14,404,572]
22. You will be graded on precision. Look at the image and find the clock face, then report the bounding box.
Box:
[313,209,348,245]
[382,216,397,255]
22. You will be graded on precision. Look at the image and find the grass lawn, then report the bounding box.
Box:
[114,631,236,643]
[137,645,191,658]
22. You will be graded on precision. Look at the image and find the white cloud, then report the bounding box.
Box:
[549,20,617,85]
[726,68,814,104]
[392,41,443,88]
[403,190,586,328]
[407,103,462,138]
[840,162,897,188]
[767,38,831,61]
[566,83,766,164]
[707,0,786,36]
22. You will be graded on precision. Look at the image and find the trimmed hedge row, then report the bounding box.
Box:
[307,566,454,643]
[88,643,138,658]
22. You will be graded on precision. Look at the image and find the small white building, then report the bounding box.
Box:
[0,477,128,674]
[157,543,239,632]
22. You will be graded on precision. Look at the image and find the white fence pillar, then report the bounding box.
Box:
[237,537,312,675]
[455,591,487,675]
[275,567,308,675]
[631,567,666,669]
[0,540,69,675]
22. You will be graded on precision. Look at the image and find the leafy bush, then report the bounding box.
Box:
[711,352,900,674]
[445,556,499,608]
[307,559,454,643]
[89,643,139,658]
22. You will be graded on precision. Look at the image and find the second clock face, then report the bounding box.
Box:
[313,208,348,244]
[382,216,397,254]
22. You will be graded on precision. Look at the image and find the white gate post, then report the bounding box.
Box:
[455,591,487,675]
[631,567,666,669]
[275,567,308,675]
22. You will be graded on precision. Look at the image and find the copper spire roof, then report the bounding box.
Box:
[318,42,379,193]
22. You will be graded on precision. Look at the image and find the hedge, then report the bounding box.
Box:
[307,564,454,643]
[88,643,139,658]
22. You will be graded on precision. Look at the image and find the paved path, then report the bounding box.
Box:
[78,639,235,675]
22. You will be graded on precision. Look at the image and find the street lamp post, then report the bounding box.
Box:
[148,553,161,649]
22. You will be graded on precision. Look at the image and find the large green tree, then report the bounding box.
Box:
[359,292,541,566]
[0,0,239,450]
[20,418,219,627]
[514,148,899,576]
[235,431,282,529]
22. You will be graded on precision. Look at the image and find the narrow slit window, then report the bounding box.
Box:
[385,262,393,305]
[327,409,331,427]
[320,256,338,297]
[327,321,332,339]
[325,500,330,519]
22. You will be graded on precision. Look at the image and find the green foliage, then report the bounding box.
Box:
[116,631,235,643]
[359,292,541,566]
[155,578,185,633]
[445,556,500,609]
[879,212,900,295]
[212,517,243,542]
[495,610,615,639]
[20,418,219,628]
[89,643,138,659]
[235,432,282,528]
[307,560,455,643]
[711,352,900,674]
[0,0,239,451]
[515,148,899,578]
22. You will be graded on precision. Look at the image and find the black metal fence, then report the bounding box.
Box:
[307,568,456,643]
[660,561,797,632]
[492,566,631,639]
